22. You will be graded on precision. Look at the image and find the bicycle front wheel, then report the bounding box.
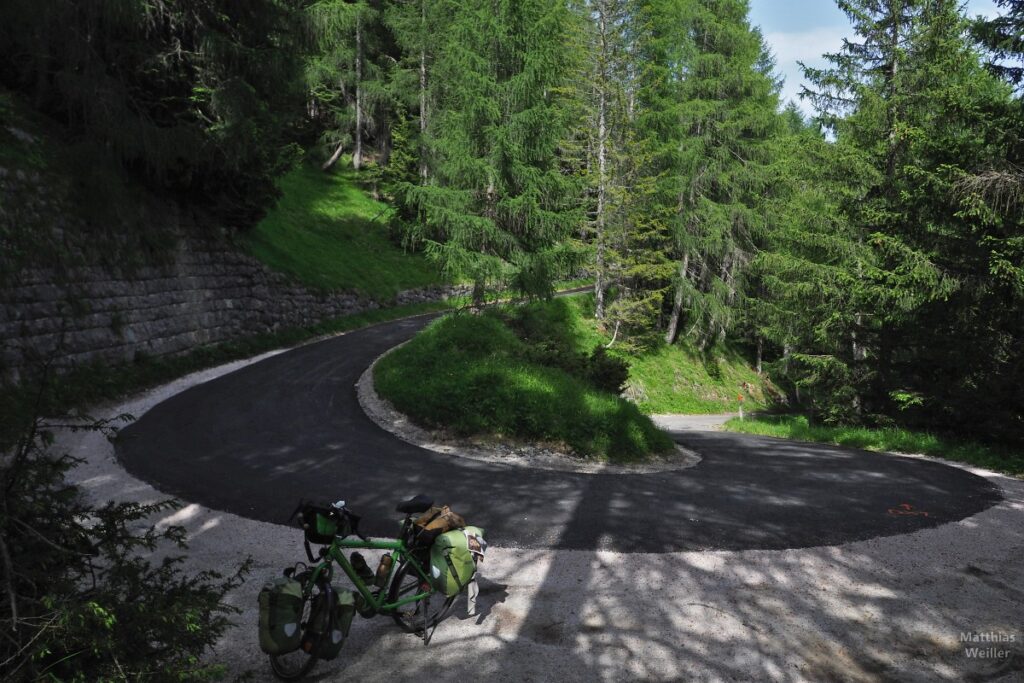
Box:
[268,581,321,681]
[387,559,456,634]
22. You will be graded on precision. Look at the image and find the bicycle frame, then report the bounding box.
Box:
[302,535,434,616]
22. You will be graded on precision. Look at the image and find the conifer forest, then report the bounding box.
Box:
[2,0,1022,446]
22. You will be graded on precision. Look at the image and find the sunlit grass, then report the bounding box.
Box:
[240,162,445,297]
[723,415,1024,477]
[559,296,775,415]
[373,308,674,462]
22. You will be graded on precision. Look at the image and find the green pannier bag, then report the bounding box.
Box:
[430,526,485,597]
[257,576,304,655]
[306,588,356,661]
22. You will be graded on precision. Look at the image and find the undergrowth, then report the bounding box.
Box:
[723,415,1024,477]
[374,300,674,462]
[239,163,445,297]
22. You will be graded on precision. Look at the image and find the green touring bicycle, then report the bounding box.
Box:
[258,495,485,681]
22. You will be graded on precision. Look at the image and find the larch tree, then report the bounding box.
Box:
[579,0,632,322]
[676,0,779,348]
[599,0,689,345]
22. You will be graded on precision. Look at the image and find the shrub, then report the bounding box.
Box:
[585,345,630,394]
[0,384,248,681]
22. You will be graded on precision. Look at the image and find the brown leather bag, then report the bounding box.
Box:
[412,505,466,546]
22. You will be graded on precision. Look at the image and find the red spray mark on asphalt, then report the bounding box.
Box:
[888,502,929,517]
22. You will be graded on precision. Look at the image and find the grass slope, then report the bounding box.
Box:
[374,305,674,462]
[239,163,445,297]
[559,296,775,414]
[724,415,1024,477]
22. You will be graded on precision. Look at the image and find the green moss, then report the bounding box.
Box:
[239,163,446,297]
[723,415,1024,477]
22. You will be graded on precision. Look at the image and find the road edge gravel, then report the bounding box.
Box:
[58,326,1024,683]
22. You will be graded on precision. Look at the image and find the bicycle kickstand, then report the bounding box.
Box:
[422,594,433,646]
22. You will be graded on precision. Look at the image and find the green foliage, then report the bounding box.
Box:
[584,346,630,394]
[397,0,585,301]
[0,385,248,680]
[746,122,875,423]
[306,0,395,170]
[0,0,307,223]
[239,162,445,295]
[971,0,1024,86]
[623,341,774,415]
[654,0,781,348]
[374,301,673,462]
[723,415,1024,477]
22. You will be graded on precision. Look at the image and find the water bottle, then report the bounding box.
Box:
[374,555,393,587]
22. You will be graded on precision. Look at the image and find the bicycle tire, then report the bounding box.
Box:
[387,559,456,634]
[268,580,322,681]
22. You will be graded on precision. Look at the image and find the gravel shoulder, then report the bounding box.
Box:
[61,339,1024,682]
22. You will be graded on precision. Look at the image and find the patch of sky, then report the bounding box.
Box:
[749,0,1005,118]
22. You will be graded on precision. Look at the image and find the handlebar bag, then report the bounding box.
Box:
[298,504,352,544]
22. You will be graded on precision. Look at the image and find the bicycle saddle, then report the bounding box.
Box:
[396,494,434,514]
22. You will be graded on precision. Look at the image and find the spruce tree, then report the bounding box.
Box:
[802,0,1022,436]
[747,115,877,419]
[597,0,687,343]
[971,0,1024,87]
[578,0,633,322]
[385,0,442,181]
[0,0,306,221]
[629,0,780,347]
[399,0,584,302]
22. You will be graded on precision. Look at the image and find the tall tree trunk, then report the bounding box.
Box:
[594,6,609,321]
[419,0,428,182]
[756,337,763,375]
[664,252,690,344]
[379,120,392,166]
[884,0,902,182]
[472,279,485,308]
[353,12,363,171]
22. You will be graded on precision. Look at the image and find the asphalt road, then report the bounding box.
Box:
[116,313,1002,552]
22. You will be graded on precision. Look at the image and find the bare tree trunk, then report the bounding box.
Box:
[885,0,902,181]
[322,141,345,171]
[664,252,690,344]
[594,6,609,320]
[419,0,429,182]
[756,337,763,375]
[472,279,485,308]
[353,12,363,171]
[379,121,392,167]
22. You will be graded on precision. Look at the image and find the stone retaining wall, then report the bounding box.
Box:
[0,167,460,382]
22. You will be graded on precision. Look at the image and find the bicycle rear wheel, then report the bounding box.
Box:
[387,559,456,634]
